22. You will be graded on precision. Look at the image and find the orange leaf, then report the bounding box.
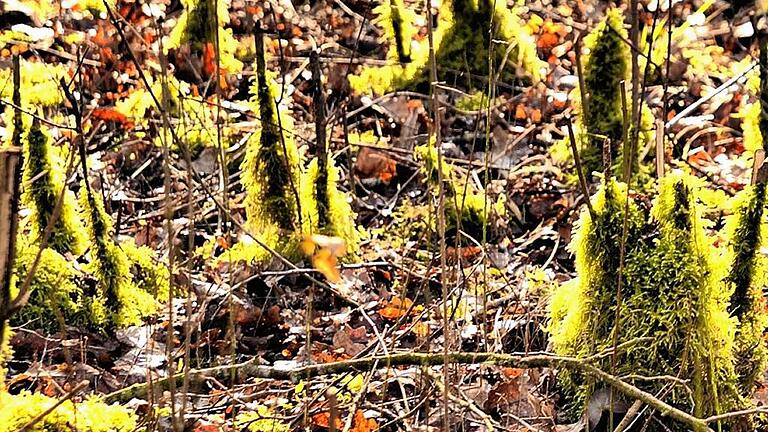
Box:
[514,104,527,120]
[379,297,414,320]
[202,42,216,77]
[302,235,347,283]
[351,410,378,432]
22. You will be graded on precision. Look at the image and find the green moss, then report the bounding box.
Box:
[0,325,11,388]
[243,47,303,233]
[549,174,746,427]
[721,185,768,393]
[349,0,545,94]
[413,141,505,239]
[121,239,170,299]
[551,9,654,185]
[301,159,361,254]
[10,240,92,329]
[0,391,137,432]
[0,60,67,107]
[22,119,87,256]
[80,186,160,328]
[166,0,243,73]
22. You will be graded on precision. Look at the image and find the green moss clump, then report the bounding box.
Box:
[413,141,505,239]
[166,0,243,74]
[350,0,546,94]
[582,8,629,158]
[550,8,654,184]
[549,173,746,428]
[10,240,91,329]
[0,324,11,388]
[722,184,768,395]
[301,159,361,254]
[80,186,160,328]
[243,45,303,233]
[121,239,170,299]
[0,60,68,107]
[0,391,137,432]
[22,119,87,256]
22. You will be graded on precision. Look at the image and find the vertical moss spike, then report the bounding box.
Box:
[22,118,86,256]
[389,0,412,63]
[243,25,302,232]
[79,184,159,328]
[582,8,630,171]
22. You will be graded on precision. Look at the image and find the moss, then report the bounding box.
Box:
[721,185,768,393]
[549,174,746,428]
[22,119,87,256]
[0,391,137,432]
[301,159,361,254]
[166,0,243,74]
[121,239,170,299]
[0,60,67,107]
[0,325,11,388]
[413,140,505,239]
[550,9,654,185]
[80,186,160,328]
[10,240,92,329]
[349,0,546,94]
[243,46,303,233]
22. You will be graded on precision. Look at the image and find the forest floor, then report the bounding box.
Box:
[1,0,766,431]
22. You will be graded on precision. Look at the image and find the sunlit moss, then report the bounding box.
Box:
[236,406,290,432]
[413,141,505,238]
[166,0,243,74]
[243,50,303,233]
[549,174,745,426]
[721,185,768,393]
[80,186,160,328]
[0,391,137,432]
[0,325,11,388]
[551,8,653,184]
[22,119,87,256]
[121,239,170,299]
[0,60,67,107]
[349,0,545,95]
[10,239,90,329]
[301,159,361,254]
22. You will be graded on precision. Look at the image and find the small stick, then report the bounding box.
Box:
[574,34,590,124]
[327,388,338,432]
[751,150,765,186]
[17,380,90,431]
[620,80,630,180]
[656,119,665,179]
[566,117,596,220]
[603,137,612,182]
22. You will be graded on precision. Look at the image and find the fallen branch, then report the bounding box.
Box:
[104,351,713,431]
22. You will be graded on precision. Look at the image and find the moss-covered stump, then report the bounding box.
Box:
[22,119,86,256]
[550,8,654,183]
[80,186,165,328]
[549,173,747,430]
[301,159,361,254]
[349,0,546,94]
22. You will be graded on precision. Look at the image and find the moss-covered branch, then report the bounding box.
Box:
[104,351,716,431]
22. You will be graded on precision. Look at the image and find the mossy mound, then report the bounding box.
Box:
[349,0,546,94]
[80,186,163,328]
[22,119,87,256]
[413,141,505,240]
[549,8,654,184]
[0,391,137,432]
[549,173,748,429]
[166,0,243,74]
[301,159,362,255]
